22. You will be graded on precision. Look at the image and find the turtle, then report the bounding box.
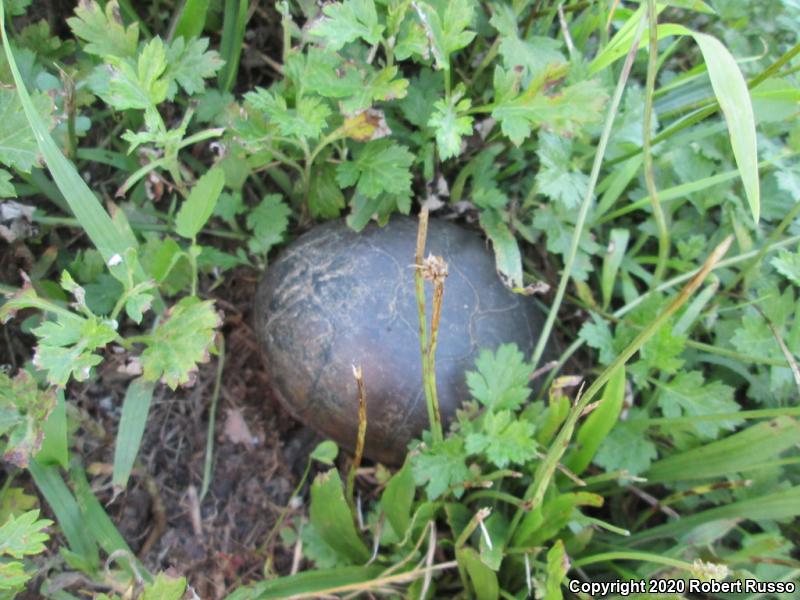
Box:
[255,216,552,465]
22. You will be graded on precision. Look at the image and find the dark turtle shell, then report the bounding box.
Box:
[255,216,551,465]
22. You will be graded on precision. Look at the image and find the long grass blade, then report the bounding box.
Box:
[112,377,155,493]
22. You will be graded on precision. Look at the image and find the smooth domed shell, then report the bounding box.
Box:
[255,217,551,464]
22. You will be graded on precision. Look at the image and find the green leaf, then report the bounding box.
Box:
[308,0,384,51]
[466,343,532,411]
[112,377,155,491]
[141,573,187,600]
[309,163,345,219]
[479,210,523,289]
[771,248,800,287]
[175,166,226,239]
[579,314,615,365]
[340,66,409,114]
[381,460,415,537]
[309,469,369,564]
[35,389,68,468]
[0,509,51,559]
[246,193,291,255]
[165,36,224,99]
[0,370,56,467]
[28,460,98,564]
[690,31,760,223]
[414,0,476,70]
[245,88,331,141]
[411,436,470,500]
[492,77,607,146]
[105,37,169,110]
[601,229,630,310]
[535,132,589,211]
[66,0,138,59]
[173,0,210,40]
[226,565,384,600]
[647,417,800,483]
[336,140,413,200]
[0,88,53,172]
[310,440,338,466]
[140,297,221,389]
[0,167,14,196]
[594,410,657,476]
[428,91,473,160]
[566,365,626,475]
[465,409,537,468]
[544,540,568,600]
[656,372,741,438]
[457,546,499,600]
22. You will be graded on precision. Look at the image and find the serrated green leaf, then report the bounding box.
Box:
[466,344,532,411]
[0,509,51,559]
[771,248,800,287]
[309,163,345,219]
[246,193,290,255]
[336,140,413,200]
[141,572,187,600]
[309,0,384,51]
[656,372,741,438]
[0,88,53,172]
[246,88,331,140]
[66,0,138,59]
[465,409,537,468]
[492,78,607,146]
[309,469,369,564]
[411,436,470,500]
[0,370,56,467]
[165,36,223,99]
[535,132,589,211]
[579,314,615,365]
[0,167,14,196]
[414,0,476,70]
[340,66,409,114]
[594,410,657,476]
[140,297,220,388]
[104,38,169,111]
[428,93,473,160]
[175,166,225,239]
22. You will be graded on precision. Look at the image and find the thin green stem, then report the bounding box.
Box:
[201,336,225,501]
[573,551,695,572]
[642,0,669,286]
[530,12,646,371]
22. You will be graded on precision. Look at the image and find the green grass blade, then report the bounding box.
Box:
[309,469,370,564]
[173,0,210,40]
[0,2,137,263]
[646,417,799,483]
[218,0,249,93]
[69,460,150,581]
[28,460,98,565]
[690,31,760,222]
[35,389,69,469]
[629,486,800,543]
[226,565,386,599]
[112,377,155,492]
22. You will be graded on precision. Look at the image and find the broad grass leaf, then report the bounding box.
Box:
[309,469,370,564]
[566,365,626,475]
[112,377,155,491]
[175,166,225,239]
[457,546,499,600]
[381,460,415,537]
[690,31,760,222]
[646,417,800,482]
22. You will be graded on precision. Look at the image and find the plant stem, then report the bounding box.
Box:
[529,11,646,371]
[200,335,225,500]
[642,0,669,286]
[573,550,696,572]
[346,365,367,508]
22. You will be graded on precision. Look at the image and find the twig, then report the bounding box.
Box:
[347,365,368,506]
